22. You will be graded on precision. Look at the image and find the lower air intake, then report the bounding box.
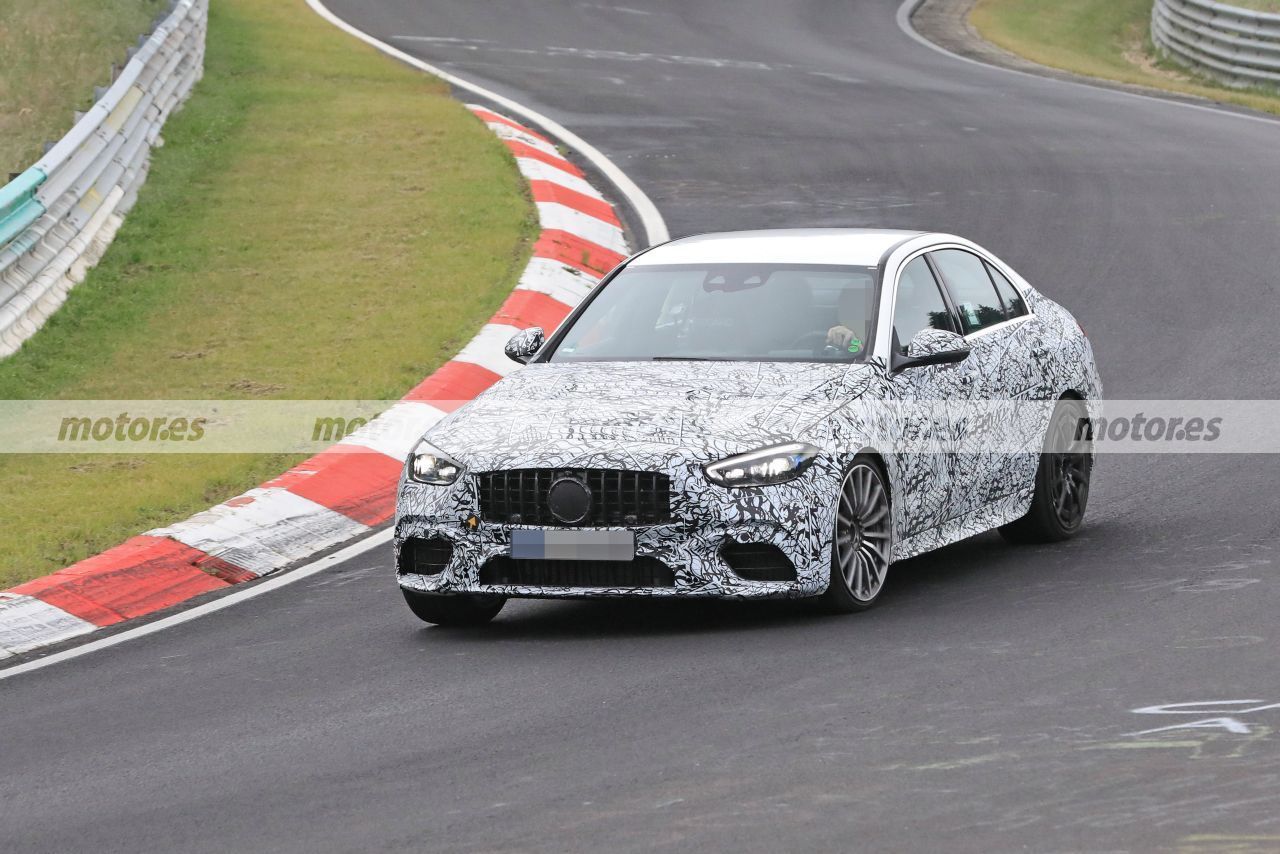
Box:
[398,537,453,576]
[479,556,676,588]
[721,541,797,582]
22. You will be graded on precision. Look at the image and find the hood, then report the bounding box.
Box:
[424,360,880,469]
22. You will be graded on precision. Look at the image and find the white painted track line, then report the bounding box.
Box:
[0,529,393,682]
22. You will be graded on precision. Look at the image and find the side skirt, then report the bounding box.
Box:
[893,489,1034,562]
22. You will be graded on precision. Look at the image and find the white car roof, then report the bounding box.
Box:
[630,228,926,268]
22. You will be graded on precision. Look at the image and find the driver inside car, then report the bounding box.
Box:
[826,286,871,353]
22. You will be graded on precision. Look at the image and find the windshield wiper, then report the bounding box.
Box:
[650,356,730,361]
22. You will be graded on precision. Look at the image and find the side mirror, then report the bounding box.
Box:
[892,329,970,373]
[504,327,545,365]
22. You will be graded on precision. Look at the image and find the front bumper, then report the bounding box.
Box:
[393,465,840,600]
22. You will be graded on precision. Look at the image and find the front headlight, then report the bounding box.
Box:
[704,442,821,488]
[407,439,463,485]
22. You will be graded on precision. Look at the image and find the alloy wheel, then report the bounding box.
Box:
[1047,409,1092,530]
[835,463,892,603]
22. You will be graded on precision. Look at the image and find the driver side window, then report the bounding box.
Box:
[892,257,955,355]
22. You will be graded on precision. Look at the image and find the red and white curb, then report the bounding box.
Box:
[0,105,630,661]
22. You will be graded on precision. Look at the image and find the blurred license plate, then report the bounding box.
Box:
[510,530,635,561]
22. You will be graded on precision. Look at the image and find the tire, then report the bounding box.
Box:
[819,456,893,613]
[999,397,1093,544]
[402,588,506,626]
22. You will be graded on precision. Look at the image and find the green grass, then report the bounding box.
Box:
[0,0,169,174]
[971,0,1280,117]
[0,0,536,588]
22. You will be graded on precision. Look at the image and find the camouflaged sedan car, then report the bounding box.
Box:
[394,229,1101,625]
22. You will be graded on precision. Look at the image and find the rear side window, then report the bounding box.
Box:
[930,249,1006,335]
[891,256,955,354]
[985,262,1027,319]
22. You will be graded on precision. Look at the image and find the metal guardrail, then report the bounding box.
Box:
[1152,0,1280,89]
[0,0,207,358]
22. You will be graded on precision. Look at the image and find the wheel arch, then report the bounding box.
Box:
[852,446,893,505]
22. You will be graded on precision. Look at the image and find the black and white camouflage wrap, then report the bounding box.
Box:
[395,246,1101,602]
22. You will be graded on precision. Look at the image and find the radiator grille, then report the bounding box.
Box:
[475,469,672,527]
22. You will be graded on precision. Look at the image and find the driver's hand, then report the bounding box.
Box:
[827,325,855,349]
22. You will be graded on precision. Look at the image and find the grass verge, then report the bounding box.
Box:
[0,0,169,174]
[970,0,1280,117]
[0,0,536,588]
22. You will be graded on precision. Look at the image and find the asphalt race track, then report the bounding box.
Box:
[6,1,1280,850]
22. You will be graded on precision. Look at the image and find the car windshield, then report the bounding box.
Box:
[548,263,880,362]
